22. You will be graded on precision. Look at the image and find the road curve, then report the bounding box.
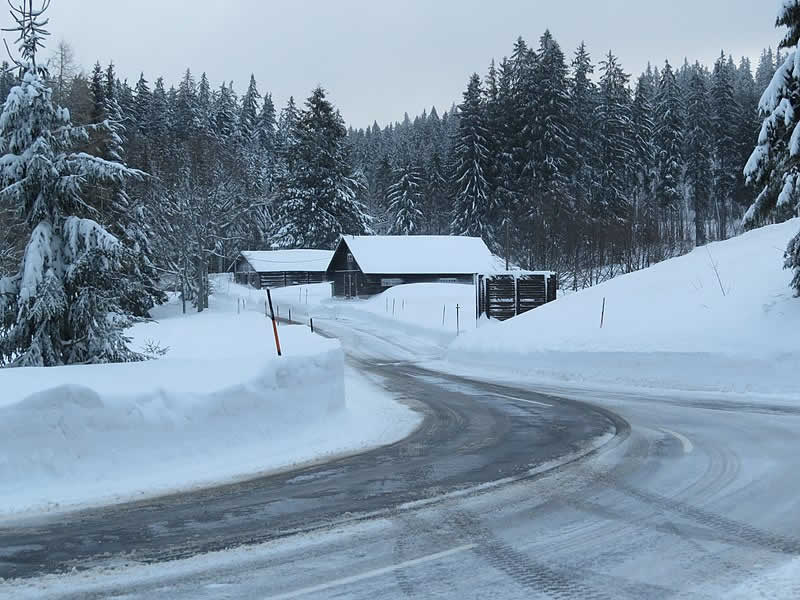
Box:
[0,333,619,581]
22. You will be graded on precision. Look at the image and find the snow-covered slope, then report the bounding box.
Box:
[449,220,800,397]
[0,292,420,517]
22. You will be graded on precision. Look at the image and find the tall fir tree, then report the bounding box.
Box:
[744,0,800,294]
[685,65,712,246]
[451,73,495,246]
[239,74,260,142]
[595,51,634,252]
[387,162,424,235]
[654,60,685,222]
[710,52,740,240]
[0,1,145,366]
[273,87,368,248]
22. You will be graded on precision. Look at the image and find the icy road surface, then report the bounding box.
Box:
[3,312,800,599]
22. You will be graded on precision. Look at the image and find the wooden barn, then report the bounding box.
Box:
[327,235,498,298]
[231,249,333,289]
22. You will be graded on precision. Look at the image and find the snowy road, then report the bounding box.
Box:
[3,314,800,598]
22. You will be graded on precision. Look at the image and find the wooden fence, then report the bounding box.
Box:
[476,272,557,321]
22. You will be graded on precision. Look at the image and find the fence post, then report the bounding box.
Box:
[289,308,292,322]
[392,298,396,316]
[600,297,606,329]
[266,289,282,357]
[310,317,314,333]
[442,304,446,326]
[456,303,460,335]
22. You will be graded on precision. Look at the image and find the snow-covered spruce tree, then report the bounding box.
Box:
[631,70,658,255]
[685,66,712,246]
[654,60,684,224]
[595,52,634,230]
[744,0,800,294]
[451,73,495,244]
[101,63,165,317]
[0,1,144,366]
[272,87,369,249]
[387,162,424,234]
[711,52,740,240]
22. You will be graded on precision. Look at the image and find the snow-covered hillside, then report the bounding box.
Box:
[0,291,420,517]
[450,220,800,397]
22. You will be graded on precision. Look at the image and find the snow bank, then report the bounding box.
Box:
[449,220,800,397]
[0,293,420,516]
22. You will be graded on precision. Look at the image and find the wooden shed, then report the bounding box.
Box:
[476,271,558,321]
[231,249,334,289]
[327,235,497,298]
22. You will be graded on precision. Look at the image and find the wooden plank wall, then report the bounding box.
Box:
[260,271,327,289]
[478,273,557,321]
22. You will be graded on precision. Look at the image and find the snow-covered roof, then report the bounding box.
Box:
[339,235,496,275]
[239,250,334,273]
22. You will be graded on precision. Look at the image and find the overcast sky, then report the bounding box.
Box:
[40,0,783,129]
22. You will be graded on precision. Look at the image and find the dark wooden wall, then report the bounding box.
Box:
[477,273,557,320]
[260,271,327,289]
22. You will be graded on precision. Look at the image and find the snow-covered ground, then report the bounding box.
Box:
[449,220,800,398]
[218,275,476,346]
[0,291,420,517]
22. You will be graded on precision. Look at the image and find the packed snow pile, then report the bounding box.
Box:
[449,220,800,397]
[0,293,420,516]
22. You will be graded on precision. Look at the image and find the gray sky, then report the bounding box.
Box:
[39,0,782,129]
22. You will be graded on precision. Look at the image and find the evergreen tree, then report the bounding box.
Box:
[710,52,739,239]
[426,151,450,235]
[148,77,169,139]
[654,60,684,220]
[132,73,151,133]
[273,87,368,248]
[173,69,198,140]
[526,31,574,265]
[0,1,145,366]
[213,81,237,138]
[595,52,634,231]
[256,93,277,153]
[685,65,712,246]
[196,72,213,133]
[239,73,260,141]
[744,1,800,294]
[631,71,658,254]
[569,43,598,227]
[89,61,105,124]
[387,162,423,234]
[451,73,495,244]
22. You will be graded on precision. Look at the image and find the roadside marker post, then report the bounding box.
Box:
[310,317,314,333]
[266,289,282,357]
[600,297,606,329]
[456,304,460,335]
[442,305,446,326]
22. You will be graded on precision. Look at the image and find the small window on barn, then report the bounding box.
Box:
[346,252,354,267]
[439,278,458,283]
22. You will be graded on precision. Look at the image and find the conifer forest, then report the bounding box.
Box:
[0,0,799,366]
